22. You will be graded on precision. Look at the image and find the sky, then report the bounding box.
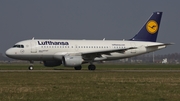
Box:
[0,0,180,55]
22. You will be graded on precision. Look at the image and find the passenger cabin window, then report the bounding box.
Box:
[13,45,24,48]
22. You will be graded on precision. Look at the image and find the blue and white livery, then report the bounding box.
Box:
[6,12,173,70]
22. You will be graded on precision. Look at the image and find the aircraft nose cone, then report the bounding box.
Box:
[5,49,13,57]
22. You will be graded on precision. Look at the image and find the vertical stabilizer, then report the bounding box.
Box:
[130,12,162,42]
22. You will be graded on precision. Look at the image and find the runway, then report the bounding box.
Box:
[0,69,180,72]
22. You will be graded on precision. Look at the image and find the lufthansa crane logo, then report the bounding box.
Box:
[146,20,158,34]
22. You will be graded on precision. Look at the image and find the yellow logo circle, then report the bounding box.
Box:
[146,20,158,34]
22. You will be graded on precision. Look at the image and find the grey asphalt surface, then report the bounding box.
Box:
[0,70,180,72]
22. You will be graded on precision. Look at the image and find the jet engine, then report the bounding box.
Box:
[62,56,83,67]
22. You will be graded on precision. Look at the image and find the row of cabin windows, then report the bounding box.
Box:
[41,45,125,49]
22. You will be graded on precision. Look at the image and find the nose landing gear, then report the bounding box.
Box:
[29,66,33,70]
[28,61,34,70]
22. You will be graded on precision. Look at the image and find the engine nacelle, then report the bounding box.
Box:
[43,60,62,67]
[62,56,83,67]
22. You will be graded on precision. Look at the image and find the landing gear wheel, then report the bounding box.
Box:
[88,64,96,70]
[74,66,82,70]
[29,66,33,70]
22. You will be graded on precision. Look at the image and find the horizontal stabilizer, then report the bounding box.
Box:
[146,43,174,48]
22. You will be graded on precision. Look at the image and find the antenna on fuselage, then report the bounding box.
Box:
[32,37,34,40]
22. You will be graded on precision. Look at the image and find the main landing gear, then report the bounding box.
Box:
[88,64,96,70]
[74,66,82,70]
[74,64,96,70]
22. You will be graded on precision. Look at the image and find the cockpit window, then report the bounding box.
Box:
[21,45,24,48]
[13,44,24,48]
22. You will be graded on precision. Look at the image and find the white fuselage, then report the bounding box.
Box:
[6,39,166,62]
[4,12,172,70]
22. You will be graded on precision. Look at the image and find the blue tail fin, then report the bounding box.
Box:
[130,12,162,42]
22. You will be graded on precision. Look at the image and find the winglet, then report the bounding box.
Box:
[130,12,162,42]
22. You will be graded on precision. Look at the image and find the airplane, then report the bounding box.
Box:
[5,12,173,70]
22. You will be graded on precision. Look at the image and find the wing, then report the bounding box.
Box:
[81,47,137,60]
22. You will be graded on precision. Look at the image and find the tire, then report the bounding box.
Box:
[29,66,33,70]
[74,66,82,70]
[88,65,96,70]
